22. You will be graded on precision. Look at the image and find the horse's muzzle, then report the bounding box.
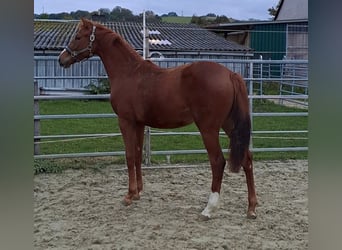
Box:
[58,49,72,68]
[58,58,64,67]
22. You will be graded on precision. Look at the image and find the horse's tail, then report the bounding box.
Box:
[228,72,251,173]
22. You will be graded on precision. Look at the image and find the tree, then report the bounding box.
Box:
[268,0,282,17]
[190,15,204,26]
[206,13,216,17]
[38,13,49,19]
[138,10,162,23]
[215,15,231,24]
[167,12,178,17]
[71,10,91,20]
[110,6,135,21]
[191,14,232,26]
[98,8,110,15]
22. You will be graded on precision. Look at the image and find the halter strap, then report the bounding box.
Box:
[65,25,96,61]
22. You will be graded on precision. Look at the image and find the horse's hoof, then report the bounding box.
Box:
[199,212,211,221]
[247,211,257,219]
[122,196,133,206]
[200,209,212,221]
[132,193,140,200]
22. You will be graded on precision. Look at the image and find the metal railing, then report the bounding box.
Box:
[34,58,308,162]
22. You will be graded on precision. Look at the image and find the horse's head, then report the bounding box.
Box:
[59,18,97,68]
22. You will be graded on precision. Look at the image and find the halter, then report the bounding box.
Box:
[65,25,96,61]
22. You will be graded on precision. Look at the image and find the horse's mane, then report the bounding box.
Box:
[89,20,143,62]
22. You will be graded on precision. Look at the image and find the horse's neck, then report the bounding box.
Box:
[96,32,146,80]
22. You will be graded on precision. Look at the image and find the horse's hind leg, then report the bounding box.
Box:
[222,120,257,218]
[242,150,257,219]
[199,130,226,218]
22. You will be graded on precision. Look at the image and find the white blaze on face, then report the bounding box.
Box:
[201,192,220,218]
[59,48,67,57]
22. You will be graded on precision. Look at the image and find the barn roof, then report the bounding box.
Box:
[34,19,251,54]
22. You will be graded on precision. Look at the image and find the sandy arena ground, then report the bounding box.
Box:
[34,160,308,249]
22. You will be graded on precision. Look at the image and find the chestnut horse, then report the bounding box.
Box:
[59,18,257,219]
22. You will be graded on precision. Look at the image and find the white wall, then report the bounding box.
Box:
[276,0,308,20]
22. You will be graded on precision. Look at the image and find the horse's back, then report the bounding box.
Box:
[182,61,232,80]
[180,61,235,100]
[179,61,236,126]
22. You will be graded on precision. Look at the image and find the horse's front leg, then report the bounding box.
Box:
[119,118,140,205]
[135,124,145,194]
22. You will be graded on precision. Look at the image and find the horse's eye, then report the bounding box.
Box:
[75,36,81,40]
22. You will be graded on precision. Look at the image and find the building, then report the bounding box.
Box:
[206,0,308,60]
[34,19,252,91]
[275,0,308,21]
[34,19,253,58]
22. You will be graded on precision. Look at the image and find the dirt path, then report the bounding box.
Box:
[34,160,308,249]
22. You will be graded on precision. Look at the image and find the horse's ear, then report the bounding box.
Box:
[80,18,92,28]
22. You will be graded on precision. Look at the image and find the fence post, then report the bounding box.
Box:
[142,11,152,166]
[259,55,263,95]
[249,61,254,150]
[144,127,151,166]
[34,81,40,155]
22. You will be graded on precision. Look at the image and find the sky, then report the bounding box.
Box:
[34,0,279,21]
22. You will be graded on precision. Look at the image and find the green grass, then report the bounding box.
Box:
[161,16,192,24]
[34,99,308,173]
[38,100,123,155]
